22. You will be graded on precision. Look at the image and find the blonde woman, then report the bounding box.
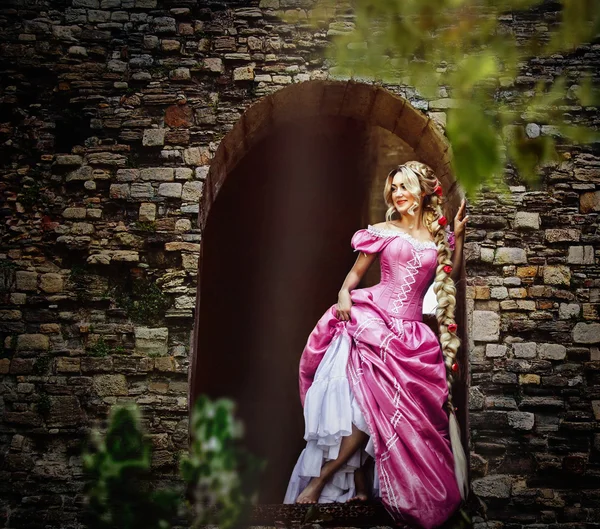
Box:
[284,162,469,529]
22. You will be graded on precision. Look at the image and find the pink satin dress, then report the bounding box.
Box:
[284,225,462,529]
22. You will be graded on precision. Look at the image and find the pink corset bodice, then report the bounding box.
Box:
[351,225,438,321]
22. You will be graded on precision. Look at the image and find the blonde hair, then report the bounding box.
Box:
[385,161,468,499]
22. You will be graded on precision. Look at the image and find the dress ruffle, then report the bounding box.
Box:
[284,331,379,504]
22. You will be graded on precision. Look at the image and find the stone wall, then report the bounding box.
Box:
[0,0,599,527]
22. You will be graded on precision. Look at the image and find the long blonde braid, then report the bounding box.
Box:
[387,160,468,500]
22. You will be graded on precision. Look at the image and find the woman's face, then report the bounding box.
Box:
[391,173,421,217]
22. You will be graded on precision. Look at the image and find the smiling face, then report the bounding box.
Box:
[389,169,424,218]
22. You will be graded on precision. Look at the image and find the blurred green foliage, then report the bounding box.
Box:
[83,399,262,529]
[181,395,265,529]
[303,0,600,194]
[83,405,179,529]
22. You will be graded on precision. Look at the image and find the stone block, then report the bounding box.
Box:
[16,271,37,291]
[165,242,200,252]
[485,344,507,358]
[135,327,168,356]
[66,166,93,182]
[494,248,527,265]
[142,128,166,147]
[73,0,99,7]
[174,295,195,309]
[93,374,128,396]
[175,219,192,233]
[131,183,155,199]
[234,65,255,81]
[111,250,139,262]
[170,67,190,81]
[181,181,203,201]
[158,183,182,198]
[0,310,21,321]
[40,273,63,293]
[56,357,81,373]
[580,191,600,213]
[154,356,175,371]
[140,168,174,181]
[47,396,85,428]
[55,155,83,166]
[10,358,34,374]
[473,311,500,342]
[545,229,580,243]
[63,207,87,219]
[518,372,540,383]
[472,475,512,498]
[161,39,180,52]
[513,342,537,359]
[538,344,566,360]
[567,246,595,265]
[139,203,156,222]
[171,169,192,182]
[514,212,540,229]
[17,334,49,351]
[507,411,535,430]
[71,222,94,235]
[490,287,509,300]
[543,265,571,286]
[0,358,10,374]
[183,147,210,166]
[559,303,580,319]
[203,58,223,73]
[116,169,139,182]
[109,184,130,199]
[182,253,198,270]
[573,323,600,344]
[517,266,537,278]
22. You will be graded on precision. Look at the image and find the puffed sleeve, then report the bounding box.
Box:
[351,226,396,254]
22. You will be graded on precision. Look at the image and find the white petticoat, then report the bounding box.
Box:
[283,331,380,503]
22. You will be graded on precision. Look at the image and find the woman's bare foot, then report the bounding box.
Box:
[348,466,369,502]
[296,477,324,504]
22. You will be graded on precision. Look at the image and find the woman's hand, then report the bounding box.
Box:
[453,199,469,240]
[336,289,353,321]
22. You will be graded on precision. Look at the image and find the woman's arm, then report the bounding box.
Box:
[451,199,469,283]
[451,236,463,283]
[336,251,377,321]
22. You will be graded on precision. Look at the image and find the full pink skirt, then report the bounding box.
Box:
[285,288,462,529]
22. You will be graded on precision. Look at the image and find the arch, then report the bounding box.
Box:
[197,81,462,231]
[190,80,469,502]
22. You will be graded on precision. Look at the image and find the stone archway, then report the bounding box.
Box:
[190,80,469,502]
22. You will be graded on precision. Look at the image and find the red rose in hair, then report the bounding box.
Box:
[443,265,452,274]
[448,323,457,332]
[438,215,448,227]
[433,184,443,197]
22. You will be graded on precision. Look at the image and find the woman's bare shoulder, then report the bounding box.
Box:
[370,221,390,230]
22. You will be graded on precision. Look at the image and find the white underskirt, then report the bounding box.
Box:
[283,331,380,503]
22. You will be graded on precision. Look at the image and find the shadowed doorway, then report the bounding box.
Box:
[195,116,373,501]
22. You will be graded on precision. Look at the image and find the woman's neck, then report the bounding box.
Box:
[392,212,424,231]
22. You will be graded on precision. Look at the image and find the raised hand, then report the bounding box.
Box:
[453,199,469,239]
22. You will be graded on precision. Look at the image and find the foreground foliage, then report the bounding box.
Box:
[305,0,600,194]
[83,397,262,529]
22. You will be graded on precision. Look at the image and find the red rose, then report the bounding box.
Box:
[451,362,459,372]
[443,265,453,274]
[448,323,457,332]
[433,185,443,196]
[438,215,448,227]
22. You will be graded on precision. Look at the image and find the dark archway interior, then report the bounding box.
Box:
[195,116,373,502]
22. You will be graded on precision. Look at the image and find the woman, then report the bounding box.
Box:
[283,161,469,529]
